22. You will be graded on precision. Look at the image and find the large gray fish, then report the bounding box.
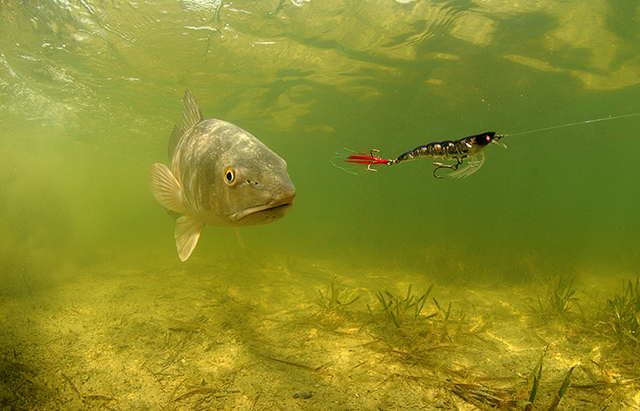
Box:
[148,90,295,261]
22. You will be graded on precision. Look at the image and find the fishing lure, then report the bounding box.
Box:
[345,132,505,178]
[341,112,640,179]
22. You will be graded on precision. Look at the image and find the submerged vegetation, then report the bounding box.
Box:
[365,284,470,354]
[4,262,640,410]
[368,284,432,351]
[373,284,432,331]
[524,347,576,411]
[313,280,467,354]
[315,276,361,316]
[534,274,579,317]
[606,277,640,351]
[347,276,640,409]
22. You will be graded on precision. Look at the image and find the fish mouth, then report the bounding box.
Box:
[229,199,295,222]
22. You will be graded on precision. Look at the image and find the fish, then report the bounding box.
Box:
[148,90,295,261]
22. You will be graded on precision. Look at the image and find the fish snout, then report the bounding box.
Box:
[273,185,296,206]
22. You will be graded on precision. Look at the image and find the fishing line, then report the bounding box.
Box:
[331,147,370,175]
[504,112,640,137]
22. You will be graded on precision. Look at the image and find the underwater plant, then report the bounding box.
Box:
[526,347,546,409]
[535,274,579,316]
[366,284,468,352]
[373,284,432,331]
[606,277,640,351]
[315,276,360,316]
[517,346,575,411]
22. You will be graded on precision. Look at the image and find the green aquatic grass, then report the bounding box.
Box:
[527,346,547,407]
[373,284,433,330]
[433,296,466,336]
[535,275,579,317]
[315,276,361,316]
[606,277,640,350]
[367,284,432,351]
[546,365,575,411]
[520,346,575,411]
[367,284,469,353]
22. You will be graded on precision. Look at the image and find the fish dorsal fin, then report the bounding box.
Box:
[168,122,183,158]
[175,215,205,261]
[182,89,203,131]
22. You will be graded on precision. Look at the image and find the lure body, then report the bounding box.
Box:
[345,132,505,178]
[394,132,498,163]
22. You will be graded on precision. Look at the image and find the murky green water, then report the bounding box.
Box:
[2,0,640,275]
[2,0,640,408]
[3,0,639,277]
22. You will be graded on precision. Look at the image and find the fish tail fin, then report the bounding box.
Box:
[175,215,205,261]
[148,163,185,213]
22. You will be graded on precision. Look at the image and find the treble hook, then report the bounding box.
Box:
[432,156,465,179]
[367,149,380,171]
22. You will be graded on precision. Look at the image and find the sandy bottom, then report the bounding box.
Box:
[1,254,639,410]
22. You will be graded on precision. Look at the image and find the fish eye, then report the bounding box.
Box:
[224,168,236,186]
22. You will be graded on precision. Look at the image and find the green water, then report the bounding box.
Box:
[2,0,639,277]
[2,0,640,408]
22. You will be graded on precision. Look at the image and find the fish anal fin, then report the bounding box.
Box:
[168,122,183,158]
[148,163,185,213]
[183,89,203,131]
[175,215,205,261]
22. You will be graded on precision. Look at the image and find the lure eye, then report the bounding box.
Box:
[474,132,495,146]
[224,168,236,186]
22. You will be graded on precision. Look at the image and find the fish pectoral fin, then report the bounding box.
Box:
[148,163,185,213]
[175,215,205,261]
